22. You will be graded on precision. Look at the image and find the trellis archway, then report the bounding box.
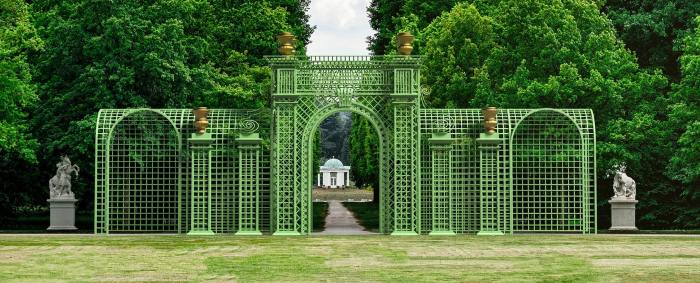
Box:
[301,106,392,233]
[269,55,422,235]
[105,109,183,233]
[509,109,592,233]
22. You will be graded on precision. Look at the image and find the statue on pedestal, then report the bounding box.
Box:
[47,155,79,231]
[49,155,80,199]
[608,164,638,231]
[612,165,636,200]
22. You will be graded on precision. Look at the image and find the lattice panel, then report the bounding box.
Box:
[106,111,181,232]
[190,148,211,233]
[510,110,589,232]
[420,109,483,234]
[238,143,262,233]
[430,143,452,232]
[95,109,271,234]
[420,109,595,234]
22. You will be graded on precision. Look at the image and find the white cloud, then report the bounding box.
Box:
[306,0,374,55]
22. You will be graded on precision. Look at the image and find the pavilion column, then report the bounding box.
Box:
[236,133,263,235]
[429,133,455,235]
[188,132,215,235]
[477,107,504,235]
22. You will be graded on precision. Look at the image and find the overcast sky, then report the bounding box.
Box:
[306,0,374,55]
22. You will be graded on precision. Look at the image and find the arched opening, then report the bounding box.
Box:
[106,110,182,233]
[510,109,586,233]
[302,108,387,234]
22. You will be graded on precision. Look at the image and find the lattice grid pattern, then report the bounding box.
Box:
[105,111,181,233]
[95,55,596,235]
[190,148,211,233]
[419,109,595,234]
[430,142,452,233]
[510,110,594,232]
[269,55,421,235]
[95,109,270,234]
[238,143,262,233]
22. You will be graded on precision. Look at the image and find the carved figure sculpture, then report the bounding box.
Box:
[49,155,80,199]
[612,166,636,199]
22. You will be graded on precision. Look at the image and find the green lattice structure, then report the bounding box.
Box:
[95,55,596,235]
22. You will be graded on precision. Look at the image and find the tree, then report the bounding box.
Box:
[0,0,41,163]
[604,0,700,81]
[0,0,43,224]
[349,114,380,201]
[666,17,700,226]
[367,0,405,55]
[28,0,311,211]
[419,1,681,227]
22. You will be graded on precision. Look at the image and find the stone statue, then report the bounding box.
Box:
[612,165,636,199]
[49,155,79,199]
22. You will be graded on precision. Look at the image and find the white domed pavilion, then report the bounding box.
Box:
[317,157,351,188]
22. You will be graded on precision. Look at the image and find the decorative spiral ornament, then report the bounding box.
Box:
[436,116,454,133]
[239,119,260,134]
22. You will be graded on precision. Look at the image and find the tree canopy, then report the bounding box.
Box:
[2,0,313,214]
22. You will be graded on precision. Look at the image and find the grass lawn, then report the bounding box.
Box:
[343,201,379,232]
[1,235,699,282]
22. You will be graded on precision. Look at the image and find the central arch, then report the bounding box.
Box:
[301,105,392,234]
[269,55,422,236]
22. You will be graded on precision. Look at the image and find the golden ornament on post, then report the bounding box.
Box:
[396,32,414,55]
[193,107,209,134]
[277,32,296,55]
[482,107,498,135]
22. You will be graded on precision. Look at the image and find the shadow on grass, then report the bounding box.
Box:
[0,213,93,233]
[312,202,328,232]
[342,201,379,232]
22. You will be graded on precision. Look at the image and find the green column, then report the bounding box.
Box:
[188,133,215,235]
[477,133,504,235]
[429,133,455,236]
[236,133,263,235]
[390,67,420,236]
[271,63,302,236]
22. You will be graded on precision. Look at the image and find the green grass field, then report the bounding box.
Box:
[0,234,699,282]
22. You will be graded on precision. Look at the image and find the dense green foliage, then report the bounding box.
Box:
[666,17,700,224]
[365,0,699,228]
[0,0,43,223]
[604,0,700,80]
[0,0,312,217]
[349,114,379,201]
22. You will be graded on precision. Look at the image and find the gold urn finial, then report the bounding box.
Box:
[482,107,497,135]
[193,107,209,134]
[396,32,414,55]
[277,32,296,55]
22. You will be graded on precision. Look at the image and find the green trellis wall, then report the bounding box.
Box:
[94,56,596,235]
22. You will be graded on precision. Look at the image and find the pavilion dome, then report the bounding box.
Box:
[323,158,344,169]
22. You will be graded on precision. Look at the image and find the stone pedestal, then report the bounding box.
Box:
[609,198,638,231]
[47,198,78,231]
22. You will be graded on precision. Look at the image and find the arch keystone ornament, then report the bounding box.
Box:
[94,33,596,236]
